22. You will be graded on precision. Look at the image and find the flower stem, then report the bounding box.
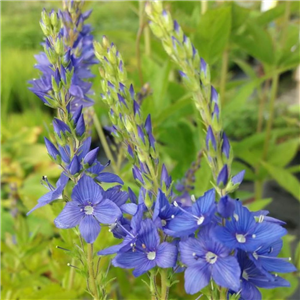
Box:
[87,243,99,300]
[137,0,145,85]
[149,271,158,300]
[68,257,76,290]
[262,73,279,161]
[93,114,118,174]
[160,269,168,300]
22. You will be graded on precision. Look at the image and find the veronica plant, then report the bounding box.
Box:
[27,3,126,299]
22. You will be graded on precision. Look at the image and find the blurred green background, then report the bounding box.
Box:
[1,1,300,299]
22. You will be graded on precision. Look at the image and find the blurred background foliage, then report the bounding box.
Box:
[1,1,299,299]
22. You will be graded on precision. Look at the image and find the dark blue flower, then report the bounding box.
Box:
[179,226,240,294]
[217,164,228,186]
[112,218,177,276]
[27,173,69,215]
[233,250,290,300]
[206,126,216,151]
[83,147,99,166]
[214,201,287,252]
[153,189,178,229]
[165,189,216,237]
[222,132,230,159]
[160,164,172,190]
[248,239,296,278]
[54,175,122,243]
[217,195,235,219]
[53,118,71,138]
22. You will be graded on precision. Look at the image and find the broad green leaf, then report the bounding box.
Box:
[261,161,300,201]
[234,59,257,79]
[268,138,300,167]
[231,2,250,32]
[256,4,285,26]
[233,20,275,65]
[194,5,231,63]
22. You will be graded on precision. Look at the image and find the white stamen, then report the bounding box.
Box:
[253,252,258,260]
[236,234,246,243]
[275,273,278,277]
[192,252,196,257]
[258,215,264,223]
[84,205,94,215]
[191,195,196,202]
[233,213,239,222]
[173,201,178,207]
[171,215,175,219]
[205,251,218,264]
[147,251,156,260]
[252,234,256,238]
[197,216,205,225]
[288,257,292,261]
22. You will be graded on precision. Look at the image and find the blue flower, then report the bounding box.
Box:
[232,250,290,300]
[152,189,178,229]
[112,219,177,276]
[98,203,144,255]
[179,226,240,294]
[214,201,287,252]
[27,173,69,215]
[165,189,216,237]
[248,239,296,278]
[54,175,121,243]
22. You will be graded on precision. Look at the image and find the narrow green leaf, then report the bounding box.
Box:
[261,162,300,201]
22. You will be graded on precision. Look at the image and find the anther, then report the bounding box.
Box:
[171,215,175,219]
[191,195,196,202]
[42,175,47,180]
[173,201,178,207]
[67,263,79,269]
[252,234,256,238]
[233,213,239,222]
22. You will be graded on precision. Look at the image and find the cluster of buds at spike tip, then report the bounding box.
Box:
[94,36,163,195]
[146,2,245,196]
[28,3,125,218]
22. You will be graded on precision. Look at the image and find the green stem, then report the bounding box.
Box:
[160,269,168,300]
[93,115,118,174]
[262,73,279,160]
[87,243,99,300]
[149,272,158,300]
[201,0,208,15]
[220,46,229,106]
[68,257,76,290]
[144,24,151,57]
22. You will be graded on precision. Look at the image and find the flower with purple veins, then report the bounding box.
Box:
[248,239,296,278]
[27,173,69,215]
[232,250,291,300]
[165,189,216,237]
[214,200,287,252]
[179,226,240,294]
[54,175,122,243]
[152,189,178,229]
[112,218,177,277]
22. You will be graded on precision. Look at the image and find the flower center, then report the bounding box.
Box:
[242,270,249,280]
[236,233,246,243]
[197,216,205,225]
[205,251,218,264]
[84,205,94,215]
[147,251,156,261]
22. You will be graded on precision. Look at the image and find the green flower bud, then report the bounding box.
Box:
[40,21,50,36]
[149,21,164,38]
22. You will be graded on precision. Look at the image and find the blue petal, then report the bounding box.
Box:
[131,204,144,234]
[120,203,137,215]
[132,259,156,277]
[113,250,147,269]
[212,256,240,292]
[179,238,205,266]
[156,242,178,268]
[240,280,261,300]
[72,175,103,205]
[103,186,128,207]
[184,265,210,294]
[192,188,216,218]
[98,242,127,256]
[165,214,198,237]
[54,201,84,228]
[258,257,297,273]
[94,199,121,224]
[96,172,124,184]
[138,219,160,250]
[77,137,91,161]
[79,215,101,243]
